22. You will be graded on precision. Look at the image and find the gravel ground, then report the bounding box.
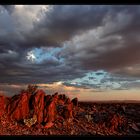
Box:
[0,103,140,136]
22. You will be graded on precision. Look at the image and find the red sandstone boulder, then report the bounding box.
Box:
[44,95,52,122]
[44,94,58,122]
[0,95,7,117]
[58,94,68,105]
[63,98,73,120]
[109,114,128,132]
[7,92,31,121]
[31,89,45,123]
[71,97,78,106]
[57,99,65,105]
[59,94,68,102]
[44,94,58,128]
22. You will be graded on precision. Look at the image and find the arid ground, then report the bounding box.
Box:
[0,85,140,136]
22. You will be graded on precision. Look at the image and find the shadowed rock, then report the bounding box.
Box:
[71,97,78,107]
[109,114,128,132]
[63,98,73,120]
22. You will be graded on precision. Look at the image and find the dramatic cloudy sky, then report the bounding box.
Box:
[0,5,140,101]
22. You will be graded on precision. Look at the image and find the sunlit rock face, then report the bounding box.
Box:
[0,95,8,117]
[7,92,31,121]
[44,93,58,124]
[3,85,77,128]
[31,89,45,123]
[0,85,135,135]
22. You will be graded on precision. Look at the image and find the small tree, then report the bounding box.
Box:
[26,84,38,94]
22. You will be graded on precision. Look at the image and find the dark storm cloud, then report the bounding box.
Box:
[0,54,86,84]
[81,45,140,72]
[59,5,140,78]
[2,5,15,13]
[0,5,140,85]
[22,5,140,47]
[23,5,109,47]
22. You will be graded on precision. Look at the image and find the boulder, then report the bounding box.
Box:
[71,97,78,106]
[63,100,73,120]
[44,94,58,128]
[0,95,7,117]
[58,94,67,105]
[7,92,31,121]
[44,94,58,126]
[43,95,52,121]
[59,94,67,102]
[31,90,45,123]
[109,114,127,132]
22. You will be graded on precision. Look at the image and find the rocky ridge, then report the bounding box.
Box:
[0,85,139,135]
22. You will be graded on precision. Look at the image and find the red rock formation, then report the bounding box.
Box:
[63,98,73,120]
[58,94,68,105]
[71,97,78,106]
[0,95,7,117]
[7,92,31,121]
[59,94,68,102]
[0,85,79,130]
[109,114,127,132]
[43,95,52,122]
[44,94,58,128]
[31,89,45,123]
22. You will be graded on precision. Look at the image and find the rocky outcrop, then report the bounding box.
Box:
[71,97,78,107]
[31,89,45,123]
[46,93,58,122]
[58,94,68,105]
[0,86,136,136]
[0,95,8,117]
[109,114,128,132]
[44,93,58,128]
[0,85,78,129]
[7,92,31,121]
[63,98,73,120]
